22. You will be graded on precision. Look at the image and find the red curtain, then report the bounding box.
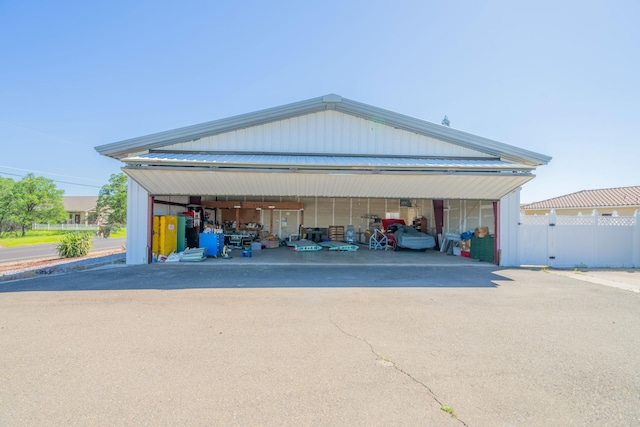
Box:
[433,200,444,249]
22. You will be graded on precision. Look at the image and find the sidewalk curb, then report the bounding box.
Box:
[0,253,126,283]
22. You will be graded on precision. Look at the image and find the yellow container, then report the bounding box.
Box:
[152,216,160,256]
[154,215,178,256]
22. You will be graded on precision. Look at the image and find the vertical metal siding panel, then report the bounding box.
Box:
[333,112,341,153]
[264,121,273,151]
[500,190,520,266]
[333,198,351,227]
[387,198,401,217]
[326,111,335,153]
[340,112,350,154]
[337,111,348,152]
[327,111,336,153]
[350,113,361,153]
[350,198,369,233]
[281,118,289,151]
[240,124,252,151]
[225,132,232,151]
[299,197,316,227]
[290,116,299,153]
[447,200,462,234]
[316,198,333,228]
[421,135,432,156]
[320,114,331,153]
[307,113,317,153]
[315,112,325,153]
[220,133,228,151]
[126,178,149,265]
[464,200,480,231]
[358,115,369,153]
[481,201,495,230]
[367,199,386,222]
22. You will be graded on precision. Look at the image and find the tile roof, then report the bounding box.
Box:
[522,186,640,210]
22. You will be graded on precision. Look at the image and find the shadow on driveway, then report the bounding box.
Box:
[0,263,509,292]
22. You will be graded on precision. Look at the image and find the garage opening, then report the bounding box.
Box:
[150,195,498,263]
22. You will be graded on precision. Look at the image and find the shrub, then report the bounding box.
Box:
[56,232,93,258]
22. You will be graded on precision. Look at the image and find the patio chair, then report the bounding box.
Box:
[368,228,388,250]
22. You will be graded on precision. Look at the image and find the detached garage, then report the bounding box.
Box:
[95,94,550,266]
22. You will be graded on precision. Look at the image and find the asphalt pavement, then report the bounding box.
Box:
[0,237,126,263]
[1,262,639,426]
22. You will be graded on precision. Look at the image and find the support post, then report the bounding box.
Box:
[633,210,640,268]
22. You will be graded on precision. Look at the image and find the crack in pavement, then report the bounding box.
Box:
[331,320,468,426]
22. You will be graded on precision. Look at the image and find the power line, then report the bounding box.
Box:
[0,165,105,183]
[0,171,102,188]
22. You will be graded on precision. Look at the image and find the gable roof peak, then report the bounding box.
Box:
[95,94,551,167]
[322,94,342,103]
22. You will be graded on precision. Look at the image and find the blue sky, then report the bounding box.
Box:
[1,0,638,203]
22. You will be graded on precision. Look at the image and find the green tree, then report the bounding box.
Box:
[96,173,127,226]
[11,173,66,236]
[0,177,17,236]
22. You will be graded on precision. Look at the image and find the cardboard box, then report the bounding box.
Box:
[261,239,280,249]
[475,227,489,238]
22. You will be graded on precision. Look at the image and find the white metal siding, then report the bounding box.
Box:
[164,110,492,158]
[126,178,150,265]
[500,189,521,266]
[153,196,189,215]
[333,198,351,228]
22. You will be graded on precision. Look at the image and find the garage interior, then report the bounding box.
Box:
[150,194,498,263]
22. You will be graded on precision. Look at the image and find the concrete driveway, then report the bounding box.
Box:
[1,262,639,426]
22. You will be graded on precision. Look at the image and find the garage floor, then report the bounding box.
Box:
[205,244,491,267]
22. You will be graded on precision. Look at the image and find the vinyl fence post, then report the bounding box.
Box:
[592,209,599,266]
[548,209,556,268]
[633,210,640,268]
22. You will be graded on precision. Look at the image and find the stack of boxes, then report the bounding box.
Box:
[328,226,345,241]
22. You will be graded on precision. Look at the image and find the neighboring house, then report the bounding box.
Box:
[95,94,551,266]
[521,185,640,216]
[63,196,98,224]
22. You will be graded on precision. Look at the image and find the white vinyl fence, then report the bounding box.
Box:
[33,223,99,231]
[519,210,640,268]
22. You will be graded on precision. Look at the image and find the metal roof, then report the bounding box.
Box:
[96,94,551,166]
[521,185,640,210]
[123,152,534,172]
